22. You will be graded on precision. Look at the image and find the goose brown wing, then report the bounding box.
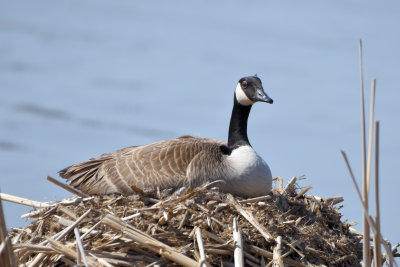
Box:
[59,136,226,195]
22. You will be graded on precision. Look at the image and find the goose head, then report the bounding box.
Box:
[235,76,273,106]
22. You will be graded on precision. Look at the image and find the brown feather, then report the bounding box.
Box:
[59,136,226,195]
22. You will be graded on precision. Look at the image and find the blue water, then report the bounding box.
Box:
[1,0,399,250]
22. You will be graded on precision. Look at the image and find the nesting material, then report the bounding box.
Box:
[8,180,362,266]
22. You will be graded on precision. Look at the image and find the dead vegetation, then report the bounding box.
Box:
[5,177,365,266]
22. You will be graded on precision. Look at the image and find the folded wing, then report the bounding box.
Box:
[59,136,226,195]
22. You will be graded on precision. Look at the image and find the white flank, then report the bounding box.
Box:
[235,83,254,106]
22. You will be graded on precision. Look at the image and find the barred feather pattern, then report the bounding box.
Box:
[59,136,227,195]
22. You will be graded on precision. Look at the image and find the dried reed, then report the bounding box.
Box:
[0,193,17,267]
[340,39,398,267]
[4,178,367,266]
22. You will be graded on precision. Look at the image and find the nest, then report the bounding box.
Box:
[9,178,362,266]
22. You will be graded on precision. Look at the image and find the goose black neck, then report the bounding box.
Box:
[227,95,252,148]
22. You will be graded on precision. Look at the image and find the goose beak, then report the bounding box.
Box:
[254,88,273,104]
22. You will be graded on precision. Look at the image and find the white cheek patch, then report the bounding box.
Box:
[235,83,254,106]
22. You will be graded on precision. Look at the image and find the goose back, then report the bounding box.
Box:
[59,135,226,195]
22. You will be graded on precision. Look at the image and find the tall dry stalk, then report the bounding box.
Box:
[0,194,17,267]
[341,40,398,266]
[359,39,371,266]
[373,121,382,267]
[366,78,376,195]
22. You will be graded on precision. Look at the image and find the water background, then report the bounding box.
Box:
[1,0,399,250]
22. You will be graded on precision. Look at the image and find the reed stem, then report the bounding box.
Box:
[359,39,370,266]
[373,121,382,267]
[366,78,376,196]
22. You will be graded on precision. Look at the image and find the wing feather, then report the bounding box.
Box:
[59,136,226,195]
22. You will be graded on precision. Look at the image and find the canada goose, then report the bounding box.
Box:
[59,75,273,197]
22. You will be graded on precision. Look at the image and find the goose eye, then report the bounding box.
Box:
[241,81,248,88]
